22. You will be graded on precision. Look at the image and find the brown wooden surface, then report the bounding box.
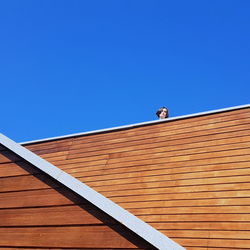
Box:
[0,205,106,226]
[0,226,139,248]
[0,151,154,249]
[18,107,250,249]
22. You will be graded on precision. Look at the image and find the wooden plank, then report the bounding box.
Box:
[0,188,82,209]
[35,151,69,161]
[66,126,250,160]
[129,206,250,215]
[67,161,250,181]
[63,127,250,165]
[162,230,250,239]
[0,172,250,202]
[120,197,250,209]
[176,238,250,248]
[57,148,250,176]
[90,172,250,193]
[41,155,68,163]
[90,148,250,170]
[0,226,139,248]
[67,122,250,154]
[51,129,250,166]
[105,141,250,165]
[77,160,250,183]
[26,139,73,152]
[42,129,249,171]
[103,181,250,198]
[138,213,250,222]
[0,205,107,226]
[29,145,71,155]
[0,174,60,192]
[150,222,250,230]
[111,189,250,204]
[80,161,250,187]
[61,155,250,178]
[186,248,241,250]
[64,135,250,165]
[55,135,250,169]
[0,162,39,177]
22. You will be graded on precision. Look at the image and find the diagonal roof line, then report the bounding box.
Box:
[0,133,185,250]
[20,104,250,145]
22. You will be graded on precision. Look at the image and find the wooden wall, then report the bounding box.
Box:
[25,107,250,249]
[0,147,154,249]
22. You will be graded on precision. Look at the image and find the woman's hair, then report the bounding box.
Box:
[156,106,169,118]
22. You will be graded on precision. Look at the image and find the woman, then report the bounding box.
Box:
[156,107,169,119]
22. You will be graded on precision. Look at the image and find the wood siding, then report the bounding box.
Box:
[25,107,250,249]
[0,148,154,249]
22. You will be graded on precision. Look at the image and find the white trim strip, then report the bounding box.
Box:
[21,104,250,145]
[0,133,185,250]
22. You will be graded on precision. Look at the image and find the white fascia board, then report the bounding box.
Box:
[21,104,250,145]
[0,133,185,250]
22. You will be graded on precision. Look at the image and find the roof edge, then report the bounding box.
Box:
[21,104,250,145]
[0,133,185,250]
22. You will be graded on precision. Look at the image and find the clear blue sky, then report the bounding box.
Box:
[1,0,249,142]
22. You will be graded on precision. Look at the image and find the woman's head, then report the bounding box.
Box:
[156,107,169,119]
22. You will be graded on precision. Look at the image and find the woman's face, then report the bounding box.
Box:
[159,108,167,119]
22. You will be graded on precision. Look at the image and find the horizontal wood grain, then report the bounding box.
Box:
[61,155,250,180]
[39,129,250,167]
[80,163,250,188]
[0,174,60,192]
[138,213,250,222]
[150,221,250,230]
[56,134,250,166]
[0,188,80,209]
[129,206,250,216]
[0,226,139,248]
[66,123,250,156]
[66,161,250,182]
[175,237,250,248]
[47,134,250,169]
[91,175,250,193]
[0,205,107,226]
[162,229,250,239]
[26,139,73,153]
[103,181,250,198]
[121,197,250,209]
[56,148,250,176]
[110,189,250,204]
[74,158,250,183]
[0,162,39,177]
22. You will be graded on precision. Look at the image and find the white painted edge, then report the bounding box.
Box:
[21,104,250,145]
[0,133,185,250]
